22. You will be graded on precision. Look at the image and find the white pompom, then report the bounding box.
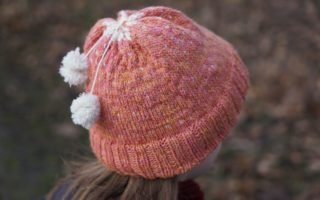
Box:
[59,66,87,86]
[61,47,87,70]
[70,93,100,129]
[59,47,88,86]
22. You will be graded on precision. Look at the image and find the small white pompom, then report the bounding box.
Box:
[59,66,87,86]
[62,47,87,70]
[70,93,100,129]
[59,47,88,86]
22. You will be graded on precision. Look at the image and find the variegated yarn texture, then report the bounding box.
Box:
[83,6,249,179]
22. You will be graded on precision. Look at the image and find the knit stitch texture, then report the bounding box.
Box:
[83,6,249,179]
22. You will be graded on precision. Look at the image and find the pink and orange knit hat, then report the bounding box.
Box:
[59,6,249,179]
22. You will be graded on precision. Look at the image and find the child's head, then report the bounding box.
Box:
[52,5,249,200]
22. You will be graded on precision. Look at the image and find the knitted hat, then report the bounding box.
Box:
[59,6,249,179]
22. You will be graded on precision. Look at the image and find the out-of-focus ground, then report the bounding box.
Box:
[0,0,319,199]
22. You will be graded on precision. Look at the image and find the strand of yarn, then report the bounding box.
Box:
[89,21,124,93]
[70,21,124,129]
[85,35,104,58]
[58,26,109,87]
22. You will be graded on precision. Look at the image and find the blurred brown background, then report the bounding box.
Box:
[1,0,320,199]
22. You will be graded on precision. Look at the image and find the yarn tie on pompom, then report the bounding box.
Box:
[59,11,143,129]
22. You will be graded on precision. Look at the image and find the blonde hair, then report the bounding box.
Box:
[46,159,179,200]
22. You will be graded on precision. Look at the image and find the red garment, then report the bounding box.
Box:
[178,179,204,200]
